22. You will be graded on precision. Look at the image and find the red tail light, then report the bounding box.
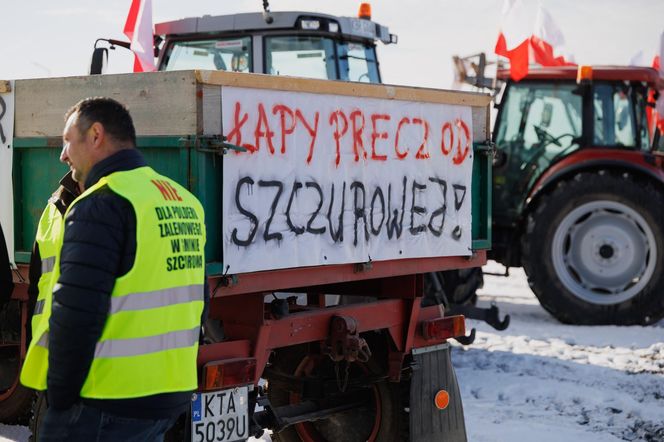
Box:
[421,315,465,340]
[202,358,256,391]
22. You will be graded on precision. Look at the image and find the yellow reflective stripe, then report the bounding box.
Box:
[34,300,46,315]
[94,326,200,359]
[41,256,56,274]
[109,284,204,314]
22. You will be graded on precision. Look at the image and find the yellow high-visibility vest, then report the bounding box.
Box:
[20,203,64,390]
[22,166,206,398]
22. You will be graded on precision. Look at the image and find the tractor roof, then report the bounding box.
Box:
[155,11,394,44]
[498,66,660,84]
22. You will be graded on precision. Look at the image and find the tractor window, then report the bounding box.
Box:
[265,36,336,80]
[496,82,582,153]
[593,83,637,147]
[493,82,582,220]
[337,41,379,83]
[161,37,252,73]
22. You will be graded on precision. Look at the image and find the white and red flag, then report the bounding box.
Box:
[655,31,664,132]
[495,0,574,81]
[124,0,156,72]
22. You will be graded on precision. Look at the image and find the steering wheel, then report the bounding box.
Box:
[532,126,578,152]
[357,73,370,83]
[533,125,562,147]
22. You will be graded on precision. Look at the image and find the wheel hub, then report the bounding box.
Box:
[598,243,614,260]
[552,200,656,305]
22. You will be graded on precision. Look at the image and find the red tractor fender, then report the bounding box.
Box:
[525,148,664,210]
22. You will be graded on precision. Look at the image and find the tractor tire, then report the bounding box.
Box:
[522,171,664,325]
[423,268,483,307]
[28,391,46,441]
[266,343,406,442]
[0,383,35,425]
[0,301,35,425]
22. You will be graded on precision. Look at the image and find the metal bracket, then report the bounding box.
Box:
[180,135,247,155]
[353,259,373,273]
[220,274,238,287]
[473,140,496,157]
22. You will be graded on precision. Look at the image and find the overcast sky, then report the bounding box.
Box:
[1,0,662,89]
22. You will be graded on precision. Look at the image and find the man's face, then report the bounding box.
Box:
[60,113,94,186]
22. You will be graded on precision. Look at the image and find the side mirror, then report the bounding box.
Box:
[89,47,108,75]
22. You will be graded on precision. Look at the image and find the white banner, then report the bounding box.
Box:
[221,86,474,274]
[0,82,14,266]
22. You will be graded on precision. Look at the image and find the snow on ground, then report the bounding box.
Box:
[457,262,664,442]
[2,262,663,441]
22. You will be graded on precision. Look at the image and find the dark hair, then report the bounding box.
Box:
[65,97,136,146]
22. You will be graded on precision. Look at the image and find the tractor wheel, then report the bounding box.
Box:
[266,343,406,442]
[0,382,35,425]
[522,171,664,325]
[28,391,46,441]
[0,301,35,425]
[423,268,483,307]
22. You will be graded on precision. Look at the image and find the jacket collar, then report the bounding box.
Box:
[84,149,147,190]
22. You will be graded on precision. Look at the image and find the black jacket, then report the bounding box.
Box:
[47,149,208,419]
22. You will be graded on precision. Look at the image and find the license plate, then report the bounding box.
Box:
[191,386,250,442]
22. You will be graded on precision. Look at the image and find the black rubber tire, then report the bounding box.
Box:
[423,268,483,307]
[522,171,664,325]
[0,383,35,425]
[0,301,35,425]
[266,343,406,442]
[28,391,46,441]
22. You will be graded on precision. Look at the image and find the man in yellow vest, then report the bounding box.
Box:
[21,97,208,441]
[26,172,79,338]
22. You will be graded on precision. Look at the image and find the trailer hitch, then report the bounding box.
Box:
[323,316,371,363]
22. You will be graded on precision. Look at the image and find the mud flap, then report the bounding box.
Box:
[409,343,467,442]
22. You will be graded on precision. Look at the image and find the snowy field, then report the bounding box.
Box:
[2,262,663,441]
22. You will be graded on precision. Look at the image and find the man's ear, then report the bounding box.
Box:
[89,122,105,149]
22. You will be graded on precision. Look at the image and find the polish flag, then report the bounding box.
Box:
[656,31,664,132]
[124,0,156,72]
[495,1,574,81]
[645,32,664,136]
[495,0,531,81]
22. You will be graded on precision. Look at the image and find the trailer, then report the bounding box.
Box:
[0,69,492,440]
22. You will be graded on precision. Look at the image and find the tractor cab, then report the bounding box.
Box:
[492,66,658,225]
[156,10,396,83]
[92,7,397,83]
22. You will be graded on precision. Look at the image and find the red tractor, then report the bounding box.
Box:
[454,56,664,325]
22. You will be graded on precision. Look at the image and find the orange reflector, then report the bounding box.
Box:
[422,315,465,340]
[577,65,593,83]
[358,3,372,20]
[434,390,450,410]
[203,358,256,391]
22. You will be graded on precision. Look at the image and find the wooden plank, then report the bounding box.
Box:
[14,71,198,137]
[196,70,492,108]
[201,84,222,135]
[471,106,489,142]
[0,80,10,93]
